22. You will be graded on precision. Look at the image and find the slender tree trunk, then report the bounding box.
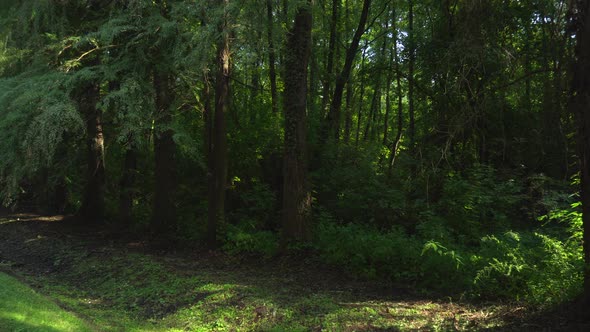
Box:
[282,0,312,244]
[152,71,177,236]
[343,79,353,143]
[321,0,339,115]
[408,0,415,150]
[388,7,404,174]
[572,0,590,307]
[267,0,279,114]
[324,0,372,142]
[355,51,367,145]
[208,0,230,249]
[383,50,393,145]
[77,80,105,224]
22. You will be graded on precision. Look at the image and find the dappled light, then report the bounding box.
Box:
[1,0,590,330]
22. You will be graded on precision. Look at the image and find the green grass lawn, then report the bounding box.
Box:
[0,272,93,332]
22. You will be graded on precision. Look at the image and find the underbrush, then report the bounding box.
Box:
[313,216,582,306]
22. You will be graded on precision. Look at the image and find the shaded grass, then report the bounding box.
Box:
[0,272,93,332]
[0,214,528,331]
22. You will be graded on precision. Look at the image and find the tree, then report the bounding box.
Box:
[282,0,313,244]
[152,0,178,238]
[208,0,231,249]
[323,0,372,142]
[571,0,590,306]
[76,69,105,224]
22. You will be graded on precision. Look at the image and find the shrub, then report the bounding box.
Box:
[222,223,279,258]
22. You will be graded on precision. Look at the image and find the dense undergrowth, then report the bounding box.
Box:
[222,159,583,307]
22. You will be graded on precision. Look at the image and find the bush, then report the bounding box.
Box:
[315,221,421,280]
[222,223,279,258]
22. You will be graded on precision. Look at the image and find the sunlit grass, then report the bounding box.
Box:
[0,272,93,332]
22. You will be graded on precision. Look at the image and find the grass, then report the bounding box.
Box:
[19,252,510,331]
[0,215,534,331]
[0,272,93,332]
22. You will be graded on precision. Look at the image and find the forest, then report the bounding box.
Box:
[1,0,590,330]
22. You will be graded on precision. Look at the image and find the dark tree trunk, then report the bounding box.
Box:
[282,0,312,244]
[324,0,372,142]
[408,0,415,150]
[267,0,279,114]
[208,0,230,249]
[343,78,353,143]
[321,0,339,115]
[388,7,403,174]
[572,0,590,307]
[152,71,177,236]
[77,81,105,224]
[119,141,137,224]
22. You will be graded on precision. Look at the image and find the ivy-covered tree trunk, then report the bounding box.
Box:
[208,0,230,249]
[282,0,312,244]
[77,81,105,223]
[572,0,590,307]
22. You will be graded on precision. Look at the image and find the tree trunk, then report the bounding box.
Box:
[152,71,177,236]
[388,7,403,174]
[408,0,415,150]
[321,0,339,115]
[282,0,312,244]
[77,81,105,224]
[267,0,278,114]
[208,0,230,249]
[119,140,137,224]
[571,0,590,307]
[324,0,372,142]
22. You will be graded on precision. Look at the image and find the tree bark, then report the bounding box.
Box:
[77,81,105,224]
[282,0,312,244]
[388,7,403,174]
[119,139,137,224]
[208,0,230,249]
[408,0,415,150]
[571,0,590,307]
[321,0,339,115]
[324,0,372,142]
[152,71,177,236]
[267,0,279,114]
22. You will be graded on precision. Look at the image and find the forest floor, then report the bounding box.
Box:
[0,213,582,331]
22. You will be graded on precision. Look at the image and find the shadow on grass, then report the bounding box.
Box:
[0,214,516,331]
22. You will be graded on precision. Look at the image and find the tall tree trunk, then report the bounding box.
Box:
[388,7,403,174]
[282,0,312,244]
[208,0,230,249]
[355,51,367,146]
[267,0,279,114]
[408,0,415,150]
[119,141,137,224]
[572,0,590,307]
[324,0,372,142]
[321,0,339,115]
[77,80,105,224]
[343,78,353,143]
[152,71,177,236]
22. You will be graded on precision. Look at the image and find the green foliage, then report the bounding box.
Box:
[472,230,583,305]
[434,165,524,238]
[222,223,279,258]
[315,221,421,280]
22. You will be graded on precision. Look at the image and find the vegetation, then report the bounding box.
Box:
[1,0,590,329]
[0,272,92,332]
